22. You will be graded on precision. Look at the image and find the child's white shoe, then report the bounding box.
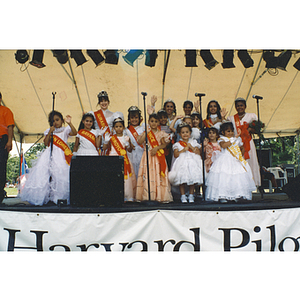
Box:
[181,194,188,203]
[188,194,194,203]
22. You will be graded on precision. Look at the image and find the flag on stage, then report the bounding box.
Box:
[18,150,29,194]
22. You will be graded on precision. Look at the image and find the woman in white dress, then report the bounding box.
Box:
[227,97,261,187]
[205,122,256,202]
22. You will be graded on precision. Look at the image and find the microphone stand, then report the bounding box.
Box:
[195,93,206,201]
[254,96,263,181]
[50,92,56,158]
[141,92,152,203]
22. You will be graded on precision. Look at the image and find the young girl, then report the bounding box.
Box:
[203,127,221,174]
[203,100,227,131]
[73,113,102,156]
[103,115,136,202]
[125,106,145,179]
[191,112,202,144]
[205,122,256,203]
[136,113,173,203]
[21,110,77,205]
[168,123,203,203]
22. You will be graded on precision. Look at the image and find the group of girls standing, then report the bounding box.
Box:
[21,90,260,206]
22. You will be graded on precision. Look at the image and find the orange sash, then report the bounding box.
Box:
[128,125,143,148]
[110,135,132,179]
[78,129,99,155]
[94,109,110,135]
[52,135,73,165]
[234,114,251,160]
[179,140,193,153]
[203,118,212,128]
[147,130,167,177]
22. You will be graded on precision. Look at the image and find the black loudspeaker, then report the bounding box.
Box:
[70,156,124,207]
[257,148,272,167]
[282,174,300,201]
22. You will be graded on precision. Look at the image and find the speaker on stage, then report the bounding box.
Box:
[282,173,300,201]
[70,156,124,207]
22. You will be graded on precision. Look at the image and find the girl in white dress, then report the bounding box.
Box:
[73,113,102,156]
[103,116,136,202]
[205,122,256,203]
[125,106,145,179]
[168,122,203,203]
[21,111,77,205]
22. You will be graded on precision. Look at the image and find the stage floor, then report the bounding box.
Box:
[1,191,299,213]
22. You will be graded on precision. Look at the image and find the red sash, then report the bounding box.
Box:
[203,118,212,128]
[179,141,193,153]
[234,114,251,160]
[128,125,143,148]
[78,129,99,155]
[52,135,73,165]
[147,130,167,177]
[94,109,110,135]
[110,135,132,179]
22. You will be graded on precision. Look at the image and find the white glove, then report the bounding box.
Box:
[99,126,108,136]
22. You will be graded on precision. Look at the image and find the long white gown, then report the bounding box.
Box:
[21,126,72,205]
[168,139,203,186]
[227,113,261,187]
[205,136,256,201]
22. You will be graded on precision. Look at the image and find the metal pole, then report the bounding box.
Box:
[142,92,151,201]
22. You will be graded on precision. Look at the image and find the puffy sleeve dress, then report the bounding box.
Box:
[21,126,72,205]
[205,136,256,201]
[76,129,100,156]
[168,139,203,186]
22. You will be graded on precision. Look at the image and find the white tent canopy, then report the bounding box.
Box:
[1,49,300,144]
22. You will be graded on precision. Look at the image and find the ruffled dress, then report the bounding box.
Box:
[205,136,256,201]
[21,126,72,205]
[109,134,136,202]
[204,141,221,174]
[136,130,173,203]
[75,129,100,156]
[125,124,145,180]
[169,139,203,186]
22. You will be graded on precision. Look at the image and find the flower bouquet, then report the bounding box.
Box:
[249,120,265,138]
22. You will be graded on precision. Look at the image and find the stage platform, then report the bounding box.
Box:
[1,191,299,213]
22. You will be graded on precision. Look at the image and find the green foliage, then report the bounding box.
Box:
[6,155,19,183]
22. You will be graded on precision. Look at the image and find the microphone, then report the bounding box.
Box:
[252,94,263,100]
[141,92,147,96]
[195,93,206,97]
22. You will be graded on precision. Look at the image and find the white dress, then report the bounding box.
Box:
[168,139,203,186]
[21,126,72,205]
[75,129,100,156]
[227,113,261,186]
[125,124,145,179]
[205,136,256,201]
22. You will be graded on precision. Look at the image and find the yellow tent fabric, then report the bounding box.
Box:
[1,49,300,143]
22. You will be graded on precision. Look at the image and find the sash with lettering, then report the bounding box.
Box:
[147,130,167,177]
[78,129,99,155]
[52,135,73,165]
[179,140,194,153]
[94,109,110,135]
[110,135,132,179]
[128,125,143,149]
[234,114,251,160]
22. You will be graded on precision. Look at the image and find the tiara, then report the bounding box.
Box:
[128,106,140,112]
[157,109,167,114]
[113,117,124,122]
[164,99,175,105]
[97,90,108,98]
[178,121,190,128]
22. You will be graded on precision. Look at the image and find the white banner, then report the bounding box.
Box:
[1,207,300,251]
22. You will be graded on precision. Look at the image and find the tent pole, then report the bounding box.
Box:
[297,131,300,175]
[161,50,171,108]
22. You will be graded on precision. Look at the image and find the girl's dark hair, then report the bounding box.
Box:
[177,122,192,134]
[207,127,220,139]
[127,106,142,127]
[157,109,168,119]
[113,118,125,128]
[220,122,234,135]
[148,113,159,121]
[235,98,247,108]
[48,110,64,126]
[206,100,222,120]
[97,90,109,105]
[78,113,96,130]
[183,100,193,109]
[163,100,177,116]
[191,112,202,128]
